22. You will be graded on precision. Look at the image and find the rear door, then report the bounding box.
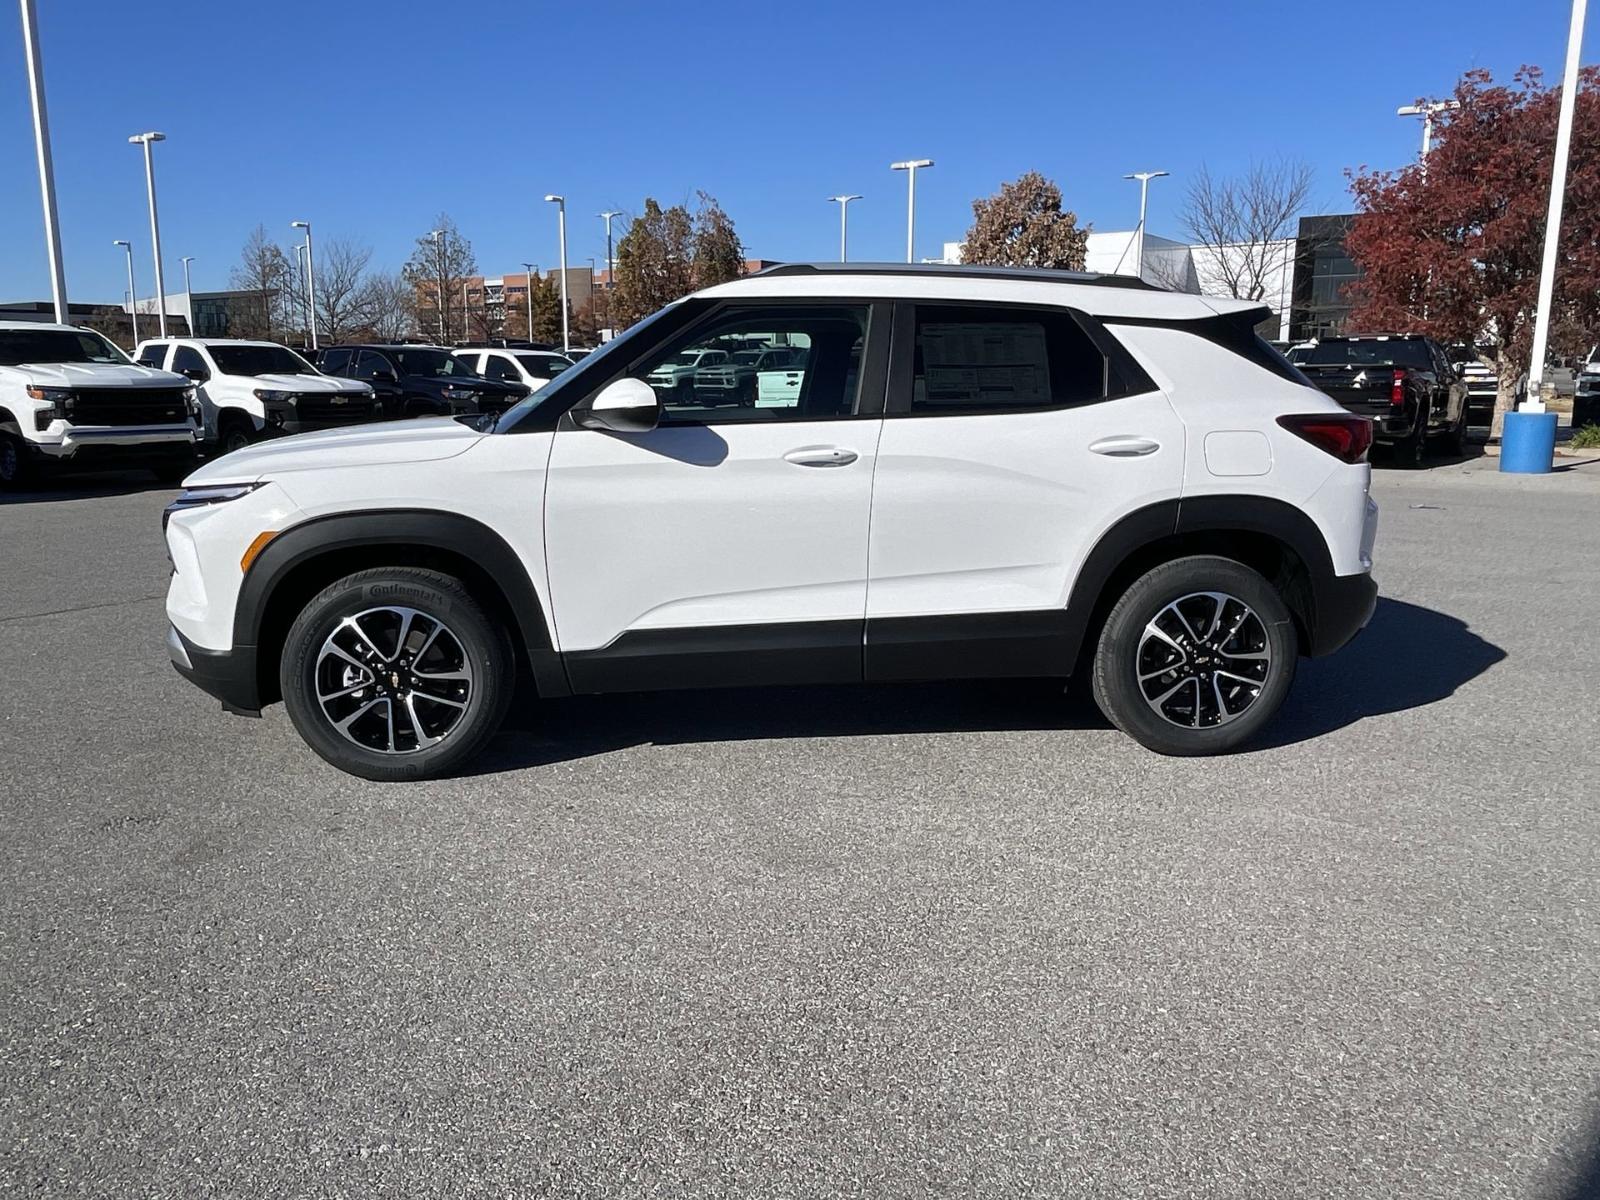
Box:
[543,301,888,689]
[863,301,1183,679]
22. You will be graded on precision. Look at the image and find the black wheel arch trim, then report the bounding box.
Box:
[234,508,568,700]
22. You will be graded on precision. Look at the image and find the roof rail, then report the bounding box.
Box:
[751,261,1159,291]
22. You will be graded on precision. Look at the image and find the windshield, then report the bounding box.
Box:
[515,353,569,380]
[392,349,477,377]
[209,344,317,376]
[0,329,131,367]
[1305,339,1433,369]
[493,304,683,432]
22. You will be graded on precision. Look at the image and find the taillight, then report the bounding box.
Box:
[1277,414,1374,464]
[1390,369,1406,407]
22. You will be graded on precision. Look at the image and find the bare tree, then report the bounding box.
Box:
[229,225,293,340]
[1180,160,1313,302]
[402,215,477,343]
[359,271,415,341]
[314,238,374,342]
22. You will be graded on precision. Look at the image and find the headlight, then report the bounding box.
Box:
[26,385,72,402]
[253,389,295,403]
[162,482,267,530]
[441,386,476,401]
[358,385,375,399]
[25,385,74,425]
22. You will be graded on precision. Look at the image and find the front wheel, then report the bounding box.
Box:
[0,432,33,490]
[1091,556,1298,756]
[279,567,514,781]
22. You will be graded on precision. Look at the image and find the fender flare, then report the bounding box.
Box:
[235,508,568,696]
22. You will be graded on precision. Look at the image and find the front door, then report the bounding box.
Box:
[543,301,888,692]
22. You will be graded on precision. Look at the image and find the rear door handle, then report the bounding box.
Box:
[783,446,859,467]
[1089,435,1161,457]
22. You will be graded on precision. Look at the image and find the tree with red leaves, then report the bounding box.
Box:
[1345,67,1600,434]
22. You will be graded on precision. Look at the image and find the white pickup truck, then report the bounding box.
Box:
[0,320,199,488]
[136,338,379,454]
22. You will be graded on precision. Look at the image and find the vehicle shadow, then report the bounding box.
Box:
[0,469,176,505]
[1255,596,1505,748]
[467,596,1502,772]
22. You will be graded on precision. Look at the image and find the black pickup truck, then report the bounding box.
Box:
[1297,335,1469,467]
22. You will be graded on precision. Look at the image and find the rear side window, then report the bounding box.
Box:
[910,305,1108,414]
[318,348,352,375]
[136,342,169,368]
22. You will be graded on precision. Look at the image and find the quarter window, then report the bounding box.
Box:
[136,342,169,369]
[632,305,870,424]
[909,305,1108,414]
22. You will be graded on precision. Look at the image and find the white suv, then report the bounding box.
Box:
[135,338,378,453]
[1,320,199,487]
[163,264,1379,780]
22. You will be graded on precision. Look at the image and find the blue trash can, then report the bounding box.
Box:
[1500,410,1558,474]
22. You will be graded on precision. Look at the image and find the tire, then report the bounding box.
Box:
[1395,404,1428,468]
[1091,555,1298,756]
[279,567,514,781]
[0,432,33,490]
[1439,398,1468,455]
[218,415,254,456]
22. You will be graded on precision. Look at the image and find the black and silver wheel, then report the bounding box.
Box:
[1092,556,1298,755]
[0,432,32,490]
[218,414,254,456]
[280,567,513,781]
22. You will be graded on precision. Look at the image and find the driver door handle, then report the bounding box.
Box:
[1089,435,1161,457]
[783,446,858,468]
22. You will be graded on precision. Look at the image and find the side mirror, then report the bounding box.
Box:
[182,366,209,383]
[578,376,660,433]
[369,368,397,384]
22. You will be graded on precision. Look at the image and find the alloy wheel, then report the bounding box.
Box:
[1136,591,1272,728]
[315,606,473,754]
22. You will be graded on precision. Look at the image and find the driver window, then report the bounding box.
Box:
[631,305,869,425]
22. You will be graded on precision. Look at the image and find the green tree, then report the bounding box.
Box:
[962,172,1089,270]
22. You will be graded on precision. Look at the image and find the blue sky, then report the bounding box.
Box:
[1,0,1591,303]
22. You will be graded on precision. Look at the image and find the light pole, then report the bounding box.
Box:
[291,221,317,350]
[461,278,470,341]
[1122,171,1169,281]
[1523,0,1588,419]
[128,132,168,336]
[429,229,445,343]
[294,242,309,342]
[180,255,195,336]
[114,240,138,343]
[521,261,537,340]
[20,0,68,323]
[1396,100,1461,160]
[828,195,862,262]
[545,195,570,354]
[890,160,933,263]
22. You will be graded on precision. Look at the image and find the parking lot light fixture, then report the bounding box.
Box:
[20,0,69,324]
[521,261,537,339]
[1122,171,1168,281]
[128,132,168,337]
[429,229,445,343]
[180,256,195,336]
[828,195,862,262]
[1396,100,1461,160]
[291,221,316,351]
[114,240,138,343]
[598,211,622,331]
[890,160,933,263]
[545,195,569,354]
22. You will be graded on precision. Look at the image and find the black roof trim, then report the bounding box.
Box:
[752,262,1159,291]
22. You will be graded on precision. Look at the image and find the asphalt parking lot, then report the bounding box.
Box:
[3,450,1599,1198]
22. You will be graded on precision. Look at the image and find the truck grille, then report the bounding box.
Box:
[71,387,190,426]
[293,394,377,423]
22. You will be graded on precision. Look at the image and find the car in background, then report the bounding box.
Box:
[452,347,574,392]
[1297,334,1468,466]
[456,339,560,352]
[646,347,729,400]
[1576,345,1600,429]
[136,338,379,454]
[1286,341,1316,365]
[1446,344,1500,424]
[694,346,801,406]
[1,320,199,487]
[317,344,527,419]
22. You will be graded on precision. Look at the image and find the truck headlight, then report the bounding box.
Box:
[253,389,296,403]
[441,386,476,401]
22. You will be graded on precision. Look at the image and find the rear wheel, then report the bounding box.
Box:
[1091,556,1298,756]
[1438,397,1468,455]
[279,567,514,781]
[1394,406,1428,469]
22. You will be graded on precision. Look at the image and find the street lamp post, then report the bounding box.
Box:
[114,240,138,343]
[828,195,862,262]
[180,255,195,336]
[128,132,168,336]
[290,221,317,350]
[520,262,537,340]
[294,242,309,342]
[598,211,621,334]
[20,0,68,323]
[890,161,933,263]
[545,195,569,354]
[1396,100,1462,159]
[1122,171,1169,281]
[429,229,445,344]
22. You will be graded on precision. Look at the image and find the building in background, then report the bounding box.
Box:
[1287,215,1361,342]
[132,289,262,338]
